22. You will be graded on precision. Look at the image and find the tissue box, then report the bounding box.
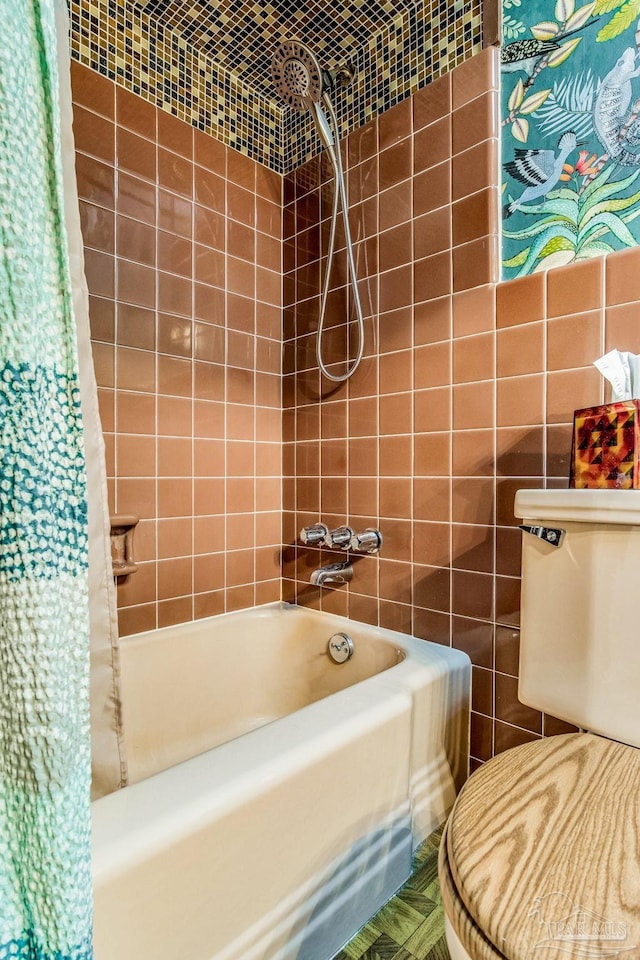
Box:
[570,401,640,489]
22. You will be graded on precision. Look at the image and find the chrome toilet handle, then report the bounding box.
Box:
[518,524,565,548]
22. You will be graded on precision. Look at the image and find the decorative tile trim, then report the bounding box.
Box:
[132,0,422,98]
[284,0,483,171]
[69,0,284,171]
[69,0,482,174]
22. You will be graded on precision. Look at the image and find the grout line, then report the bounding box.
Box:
[190,124,196,624]
[152,140,160,633]
[491,282,497,701]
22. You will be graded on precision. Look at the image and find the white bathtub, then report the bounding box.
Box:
[92,602,470,960]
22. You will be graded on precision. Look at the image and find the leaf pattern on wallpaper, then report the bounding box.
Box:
[503,163,640,274]
[522,88,554,111]
[546,35,583,63]
[594,0,626,12]
[534,71,596,137]
[556,0,575,19]
[505,15,528,39]
[513,116,531,140]
[597,0,640,38]
[565,1,598,28]
[502,0,640,276]
[532,20,561,36]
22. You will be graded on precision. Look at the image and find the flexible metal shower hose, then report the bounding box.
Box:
[313,94,365,383]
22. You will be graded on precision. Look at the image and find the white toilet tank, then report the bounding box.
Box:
[514,489,640,749]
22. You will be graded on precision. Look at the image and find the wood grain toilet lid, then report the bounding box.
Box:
[439,821,507,960]
[447,733,640,960]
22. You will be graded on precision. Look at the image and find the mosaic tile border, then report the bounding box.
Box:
[69,0,483,174]
[284,0,483,171]
[69,0,284,171]
[132,0,422,98]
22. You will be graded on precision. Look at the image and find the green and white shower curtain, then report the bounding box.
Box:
[0,1,93,957]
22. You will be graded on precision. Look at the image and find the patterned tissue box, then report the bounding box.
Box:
[570,401,640,489]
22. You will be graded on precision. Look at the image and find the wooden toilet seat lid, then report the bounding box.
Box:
[439,822,507,960]
[447,733,640,960]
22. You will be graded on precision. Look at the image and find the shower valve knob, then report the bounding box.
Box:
[324,526,355,550]
[350,529,383,554]
[300,523,329,546]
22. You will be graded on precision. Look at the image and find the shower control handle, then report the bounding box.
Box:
[324,526,354,550]
[300,523,329,546]
[350,529,383,554]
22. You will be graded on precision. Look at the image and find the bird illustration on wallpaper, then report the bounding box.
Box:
[501,0,640,278]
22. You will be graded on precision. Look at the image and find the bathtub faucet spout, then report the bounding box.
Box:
[310,561,353,586]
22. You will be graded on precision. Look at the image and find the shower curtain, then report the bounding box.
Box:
[54,0,127,802]
[0,0,122,955]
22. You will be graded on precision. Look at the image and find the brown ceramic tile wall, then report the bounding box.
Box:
[74,47,640,760]
[71,61,283,636]
[282,46,640,767]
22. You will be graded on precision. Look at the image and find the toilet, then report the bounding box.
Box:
[439,489,640,960]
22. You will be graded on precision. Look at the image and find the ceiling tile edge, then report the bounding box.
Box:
[69,0,482,176]
[282,0,483,174]
[69,0,286,172]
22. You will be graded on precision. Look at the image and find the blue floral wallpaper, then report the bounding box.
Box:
[501,0,640,278]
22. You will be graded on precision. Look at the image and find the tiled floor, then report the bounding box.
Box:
[333,827,449,960]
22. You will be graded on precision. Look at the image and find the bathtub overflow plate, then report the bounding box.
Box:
[328,633,354,663]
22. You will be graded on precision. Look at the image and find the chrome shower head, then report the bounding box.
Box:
[271,40,324,111]
[271,41,364,383]
[271,40,355,112]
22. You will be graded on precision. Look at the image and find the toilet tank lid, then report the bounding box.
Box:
[514,488,640,524]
